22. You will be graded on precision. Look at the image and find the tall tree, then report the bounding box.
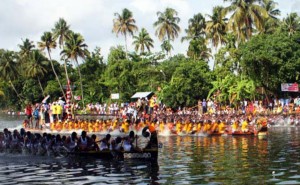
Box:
[260,0,281,33]
[161,40,173,56]
[282,13,300,36]
[52,18,72,87]
[205,6,227,49]
[154,8,181,41]
[154,8,180,56]
[182,13,206,42]
[132,28,154,54]
[25,50,48,97]
[60,32,89,107]
[223,0,268,42]
[0,50,22,100]
[113,8,138,58]
[38,31,66,100]
[187,38,211,62]
[52,18,71,49]
[18,38,35,60]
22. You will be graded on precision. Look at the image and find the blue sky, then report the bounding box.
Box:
[0,0,299,62]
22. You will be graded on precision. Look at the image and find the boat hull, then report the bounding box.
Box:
[67,149,158,161]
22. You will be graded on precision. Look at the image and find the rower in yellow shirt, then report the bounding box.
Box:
[186,122,193,133]
[112,120,118,130]
[196,122,202,133]
[159,122,164,133]
[68,121,74,130]
[218,120,226,134]
[203,121,211,133]
[175,121,181,133]
[62,121,68,130]
[94,120,100,132]
[210,120,219,133]
[50,121,55,131]
[241,119,248,132]
[88,122,94,133]
[232,120,239,132]
[121,120,130,133]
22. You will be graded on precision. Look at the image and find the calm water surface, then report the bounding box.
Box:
[1,114,300,185]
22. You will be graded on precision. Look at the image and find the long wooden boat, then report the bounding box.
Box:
[207,130,267,136]
[67,126,159,161]
[67,148,158,161]
[231,131,254,136]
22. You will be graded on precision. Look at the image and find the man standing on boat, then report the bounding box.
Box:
[25,103,33,128]
[57,97,65,120]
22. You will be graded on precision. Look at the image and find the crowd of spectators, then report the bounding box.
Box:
[22,95,300,129]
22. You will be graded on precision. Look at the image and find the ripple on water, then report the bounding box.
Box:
[289,175,300,179]
[14,176,54,183]
[0,182,18,185]
[272,172,286,177]
[276,180,300,185]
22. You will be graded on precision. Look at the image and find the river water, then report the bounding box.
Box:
[1,114,300,184]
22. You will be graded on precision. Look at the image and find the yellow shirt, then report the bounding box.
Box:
[159,123,164,132]
[241,121,248,132]
[204,123,210,132]
[186,123,192,133]
[232,122,238,131]
[57,105,62,115]
[218,122,226,133]
[88,123,94,132]
[176,122,181,132]
[52,104,58,115]
[150,99,155,108]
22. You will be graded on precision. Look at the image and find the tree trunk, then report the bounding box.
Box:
[9,78,22,101]
[47,49,66,100]
[63,59,74,102]
[124,33,128,59]
[75,58,85,108]
[37,76,45,97]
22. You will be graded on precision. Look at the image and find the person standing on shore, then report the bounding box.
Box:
[25,103,33,128]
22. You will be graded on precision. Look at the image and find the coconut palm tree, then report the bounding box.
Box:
[161,40,173,55]
[223,0,268,42]
[24,50,48,97]
[187,37,212,62]
[60,32,89,107]
[38,31,66,100]
[52,18,71,49]
[154,8,181,41]
[182,13,206,42]
[18,38,35,60]
[52,18,72,92]
[282,13,300,36]
[260,0,281,33]
[205,6,227,49]
[113,8,138,58]
[132,28,154,54]
[0,50,22,100]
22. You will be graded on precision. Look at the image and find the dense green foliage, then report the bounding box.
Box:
[1,3,300,110]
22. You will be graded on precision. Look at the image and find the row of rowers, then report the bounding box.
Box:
[1,128,139,152]
[24,117,267,133]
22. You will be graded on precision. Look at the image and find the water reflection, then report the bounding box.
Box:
[0,155,160,185]
[2,115,300,184]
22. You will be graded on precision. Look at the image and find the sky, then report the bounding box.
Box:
[0,0,300,62]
